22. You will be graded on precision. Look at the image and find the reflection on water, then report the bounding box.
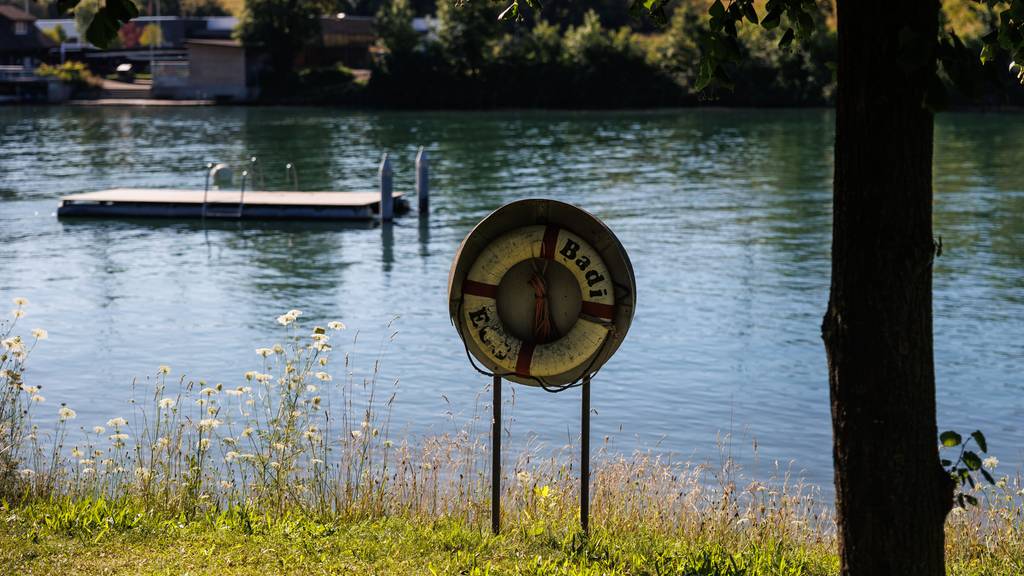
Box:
[0,107,1021,493]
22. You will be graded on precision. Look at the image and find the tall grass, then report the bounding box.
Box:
[1,296,1021,574]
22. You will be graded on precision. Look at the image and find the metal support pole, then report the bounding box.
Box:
[379,153,394,222]
[491,374,501,535]
[581,374,591,534]
[415,146,429,215]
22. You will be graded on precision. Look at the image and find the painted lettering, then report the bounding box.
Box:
[575,255,591,271]
[585,270,605,287]
[468,307,490,328]
[559,238,580,260]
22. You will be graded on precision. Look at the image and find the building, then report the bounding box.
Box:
[0,5,54,68]
[152,39,263,102]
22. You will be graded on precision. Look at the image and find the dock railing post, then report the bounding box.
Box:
[416,146,429,215]
[379,153,393,222]
[492,375,501,535]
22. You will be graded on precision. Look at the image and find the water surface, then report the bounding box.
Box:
[0,106,1021,491]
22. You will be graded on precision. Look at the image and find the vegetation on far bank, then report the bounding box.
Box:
[0,298,1021,575]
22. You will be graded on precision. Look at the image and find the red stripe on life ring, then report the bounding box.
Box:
[540,225,560,260]
[463,280,498,299]
[580,301,615,320]
[515,341,536,377]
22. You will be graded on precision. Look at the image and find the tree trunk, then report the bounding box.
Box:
[824,2,954,575]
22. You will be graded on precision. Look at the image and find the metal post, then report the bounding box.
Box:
[415,146,429,215]
[581,374,591,534]
[379,153,394,222]
[491,374,501,535]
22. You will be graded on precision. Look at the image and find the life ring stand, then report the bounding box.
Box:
[449,199,636,390]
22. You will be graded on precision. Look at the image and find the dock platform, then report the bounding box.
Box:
[57,188,409,221]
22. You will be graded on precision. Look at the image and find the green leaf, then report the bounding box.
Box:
[940,459,952,467]
[741,2,758,24]
[778,28,795,48]
[970,430,987,453]
[709,0,726,21]
[940,431,962,448]
[964,494,978,506]
[761,8,783,30]
[963,451,983,471]
[981,469,995,485]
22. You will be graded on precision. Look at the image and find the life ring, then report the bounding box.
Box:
[460,224,615,379]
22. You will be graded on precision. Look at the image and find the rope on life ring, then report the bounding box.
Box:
[458,224,616,388]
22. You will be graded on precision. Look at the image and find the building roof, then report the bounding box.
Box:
[0,5,36,22]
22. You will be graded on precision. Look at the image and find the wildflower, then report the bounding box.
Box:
[31,394,45,403]
[12,297,28,306]
[79,458,94,466]
[254,373,272,383]
[372,428,379,437]
[312,396,321,406]
[311,458,324,466]
[19,469,34,479]
[71,447,83,458]
[199,387,218,397]
[92,449,103,457]
[107,417,127,428]
[11,310,25,319]
[158,365,171,375]
[383,440,393,448]
[273,442,286,452]
[31,328,47,340]
[158,397,176,409]
[318,357,328,366]
[197,418,221,431]
[314,341,331,352]
[225,388,243,397]
[198,438,211,451]
[306,384,318,393]
[311,333,329,343]
[219,480,233,490]
[269,461,281,469]
[195,398,207,407]
[1,336,23,352]
[81,468,95,476]
[256,347,274,358]
[288,309,302,318]
[22,385,38,394]
[421,462,433,471]
[155,437,170,449]
[272,344,284,354]
[241,426,254,437]
[276,314,294,326]
[134,467,152,481]
[328,321,345,331]
[58,406,76,420]
[224,451,239,462]
[303,429,321,442]
[517,470,531,485]
[983,456,999,470]
[244,370,257,381]
[110,432,129,442]
[92,426,105,434]
[350,430,363,440]
[315,372,331,382]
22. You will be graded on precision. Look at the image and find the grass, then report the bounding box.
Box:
[0,298,1022,574]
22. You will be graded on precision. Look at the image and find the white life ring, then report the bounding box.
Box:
[461,224,615,379]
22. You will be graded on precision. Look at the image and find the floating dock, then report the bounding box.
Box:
[57,188,409,221]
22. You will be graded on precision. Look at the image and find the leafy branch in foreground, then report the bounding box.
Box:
[940,429,997,509]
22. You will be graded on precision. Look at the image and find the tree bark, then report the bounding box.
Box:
[824,2,954,575]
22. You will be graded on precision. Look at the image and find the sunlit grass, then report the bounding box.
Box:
[0,297,1021,574]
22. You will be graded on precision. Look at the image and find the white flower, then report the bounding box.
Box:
[269,461,281,469]
[11,309,25,319]
[311,333,329,343]
[92,425,105,435]
[58,406,76,420]
[31,328,48,340]
[272,344,284,354]
[328,321,345,331]
[273,442,286,451]
[350,430,362,440]
[197,438,211,450]
[224,451,239,462]
[311,458,324,466]
[288,309,302,318]
[199,387,218,397]
[81,467,95,475]
[256,347,274,358]
[22,385,39,394]
[305,384,318,393]
[315,372,331,382]
[155,437,170,449]
[12,297,28,306]
[383,440,394,448]
[71,447,83,458]
[31,394,45,404]
[110,433,129,442]
[225,388,244,397]
[197,418,222,431]
[244,370,257,381]
[157,365,171,375]
[134,467,152,481]
[219,480,233,490]
[983,456,999,470]
[107,417,127,428]
[19,469,34,479]
[276,314,294,326]
[79,459,94,466]
[254,373,272,383]
[158,397,176,409]
[241,426,254,437]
